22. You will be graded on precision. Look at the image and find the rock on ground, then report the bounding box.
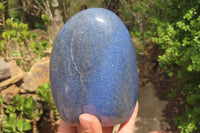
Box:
[20,57,50,92]
[0,58,11,81]
[0,61,24,89]
[1,85,20,104]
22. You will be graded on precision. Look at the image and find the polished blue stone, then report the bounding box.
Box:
[50,8,138,127]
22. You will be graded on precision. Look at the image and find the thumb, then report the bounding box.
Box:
[79,114,102,133]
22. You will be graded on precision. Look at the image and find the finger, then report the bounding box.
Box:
[118,101,139,133]
[79,113,102,133]
[58,119,76,133]
[102,126,113,133]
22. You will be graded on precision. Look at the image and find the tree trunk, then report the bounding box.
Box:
[63,0,71,21]
[102,0,120,16]
[50,0,64,41]
[2,11,5,30]
[20,0,26,22]
[3,0,8,20]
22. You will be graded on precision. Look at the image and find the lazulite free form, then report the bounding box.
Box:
[50,8,138,127]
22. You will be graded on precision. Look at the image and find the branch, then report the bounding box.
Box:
[35,0,48,15]
[5,57,30,61]
[46,0,53,19]
[51,0,59,7]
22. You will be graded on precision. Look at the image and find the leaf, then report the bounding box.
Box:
[11,22,19,30]
[6,19,13,27]
[3,124,15,133]
[17,118,31,132]
[40,39,48,48]
[0,40,6,50]
[16,118,24,132]
[7,113,17,125]
[12,95,27,114]
[43,82,50,89]
[2,32,10,40]
[24,96,36,109]
[5,105,16,113]
[10,30,17,37]
[20,30,30,40]
[31,33,38,40]
[22,120,31,131]
[22,96,37,119]
[183,8,196,20]
[19,23,28,30]
[41,14,50,24]
[30,41,36,50]
[3,113,17,132]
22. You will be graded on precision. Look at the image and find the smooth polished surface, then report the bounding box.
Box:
[50,8,138,127]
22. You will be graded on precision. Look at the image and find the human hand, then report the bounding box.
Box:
[58,101,139,133]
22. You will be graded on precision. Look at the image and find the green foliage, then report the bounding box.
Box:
[30,39,50,57]
[0,82,58,132]
[11,95,42,120]
[41,14,50,25]
[0,94,40,133]
[153,4,200,133]
[37,82,58,119]
[4,18,30,40]
[37,82,54,109]
[0,2,5,12]
[153,7,200,72]
[8,0,21,19]
[173,106,200,133]
[34,22,46,30]
[2,113,31,133]
[0,19,30,69]
[121,0,157,48]
[0,18,50,70]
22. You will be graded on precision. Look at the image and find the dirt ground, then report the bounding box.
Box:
[132,38,183,133]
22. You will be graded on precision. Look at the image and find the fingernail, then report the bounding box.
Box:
[79,115,92,132]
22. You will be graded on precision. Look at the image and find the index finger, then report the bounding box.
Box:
[118,101,139,133]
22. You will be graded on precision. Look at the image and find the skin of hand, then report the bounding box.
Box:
[58,101,139,133]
